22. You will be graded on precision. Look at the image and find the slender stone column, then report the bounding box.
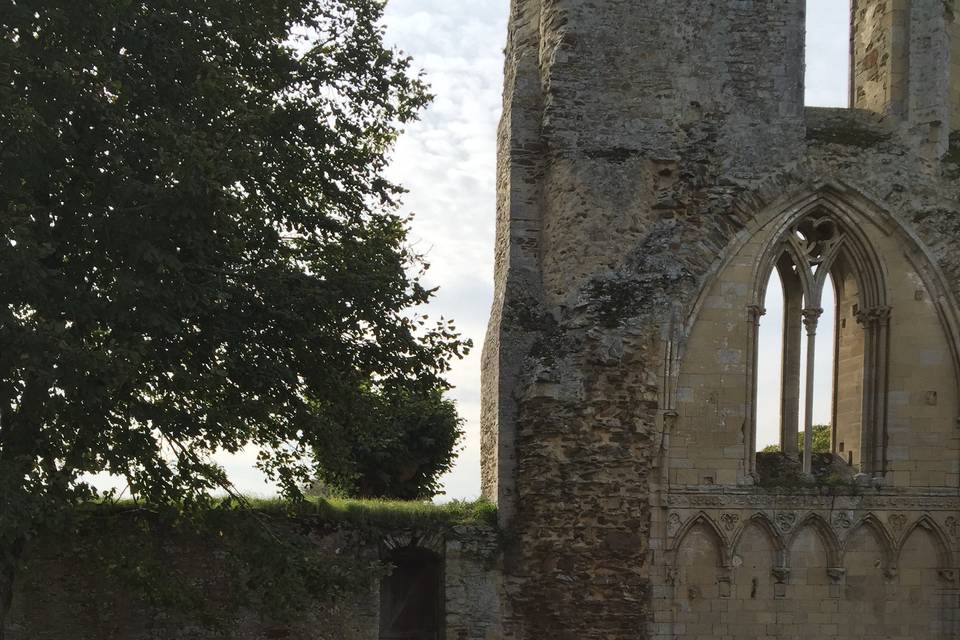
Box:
[745,304,766,480]
[857,306,892,476]
[801,308,824,475]
[780,271,804,459]
[872,307,891,477]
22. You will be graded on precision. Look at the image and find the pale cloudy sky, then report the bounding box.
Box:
[89,1,851,500]
[377,1,509,500]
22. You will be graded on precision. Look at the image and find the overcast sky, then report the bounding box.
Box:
[99,1,851,500]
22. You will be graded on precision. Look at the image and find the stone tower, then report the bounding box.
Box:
[482,1,960,638]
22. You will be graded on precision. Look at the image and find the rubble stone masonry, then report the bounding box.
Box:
[482,1,960,638]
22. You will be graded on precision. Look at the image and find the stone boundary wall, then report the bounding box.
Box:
[7,518,501,640]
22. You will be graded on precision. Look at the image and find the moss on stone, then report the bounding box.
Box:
[755,452,858,491]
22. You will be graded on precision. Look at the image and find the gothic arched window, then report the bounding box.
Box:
[747,210,890,477]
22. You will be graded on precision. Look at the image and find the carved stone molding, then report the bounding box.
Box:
[665,490,959,511]
[720,513,740,532]
[776,512,797,532]
[832,512,853,529]
[888,514,907,537]
[667,512,682,538]
[945,516,958,542]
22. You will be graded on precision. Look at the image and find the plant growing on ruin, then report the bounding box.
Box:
[0,0,468,632]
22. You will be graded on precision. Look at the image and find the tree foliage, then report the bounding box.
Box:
[314,385,463,500]
[0,0,468,629]
[761,424,832,454]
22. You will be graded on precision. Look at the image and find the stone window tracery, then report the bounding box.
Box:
[748,211,890,478]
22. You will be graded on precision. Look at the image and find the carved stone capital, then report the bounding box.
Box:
[746,304,766,325]
[856,305,892,327]
[802,307,823,333]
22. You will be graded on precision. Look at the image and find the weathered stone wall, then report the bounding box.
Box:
[953,0,960,131]
[852,0,959,154]
[852,0,911,118]
[484,1,960,639]
[6,521,501,640]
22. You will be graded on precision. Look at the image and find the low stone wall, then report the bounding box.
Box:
[6,515,501,640]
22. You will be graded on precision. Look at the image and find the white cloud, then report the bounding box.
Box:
[379,1,508,500]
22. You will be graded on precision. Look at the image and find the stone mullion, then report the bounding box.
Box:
[873,308,891,477]
[780,272,805,459]
[802,308,824,476]
[745,305,766,481]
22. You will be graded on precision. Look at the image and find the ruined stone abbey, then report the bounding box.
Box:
[8,2,960,639]
[482,0,960,638]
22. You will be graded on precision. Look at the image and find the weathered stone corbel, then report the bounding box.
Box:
[772,567,791,583]
[772,567,790,599]
[827,567,846,598]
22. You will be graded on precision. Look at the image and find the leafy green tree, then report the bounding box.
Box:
[761,424,832,454]
[315,385,463,500]
[0,0,468,631]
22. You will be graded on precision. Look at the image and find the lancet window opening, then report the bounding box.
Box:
[755,264,837,455]
[747,209,890,479]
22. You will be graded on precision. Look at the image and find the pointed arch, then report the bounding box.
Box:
[897,515,955,569]
[682,180,960,365]
[786,513,842,568]
[747,189,891,475]
[750,192,888,315]
[844,513,897,569]
[731,513,787,564]
[670,512,731,568]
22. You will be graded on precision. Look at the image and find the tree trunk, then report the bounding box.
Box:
[0,538,24,640]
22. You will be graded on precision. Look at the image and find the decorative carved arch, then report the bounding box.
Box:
[751,195,888,312]
[785,513,842,568]
[663,179,960,487]
[896,515,956,570]
[745,190,893,476]
[670,511,732,568]
[843,513,897,570]
[731,513,787,566]
[677,180,960,387]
